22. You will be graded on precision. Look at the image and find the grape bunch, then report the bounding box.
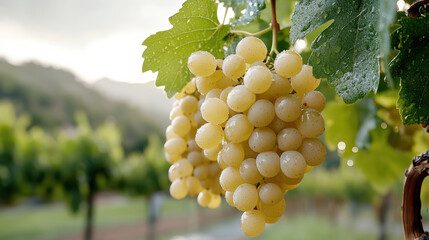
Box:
[165,36,327,237]
[165,84,225,209]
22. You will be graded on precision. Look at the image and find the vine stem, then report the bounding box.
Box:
[402,150,429,240]
[266,0,280,64]
[407,0,429,17]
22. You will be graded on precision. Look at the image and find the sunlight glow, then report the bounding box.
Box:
[294,39,307,53]
[337,141,346,151]
[397,0,410,11]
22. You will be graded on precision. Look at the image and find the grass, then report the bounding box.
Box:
[0,196,404,240]
[0,196,195,240]
[261,215,376,240]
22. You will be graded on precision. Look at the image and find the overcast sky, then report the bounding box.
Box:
[0,0,187,83]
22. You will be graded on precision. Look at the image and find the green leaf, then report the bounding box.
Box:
[219,0,246,18]
[354,126,412,191]
[378,0,397,87]
[323,98,377,155]
[232,0,266,27]
[323,99,412,190]
[390,14,429,125]
[142,0,230,98]
[290,0,381,104]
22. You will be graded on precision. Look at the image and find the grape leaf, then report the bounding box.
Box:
[379,0,396,87]
[232,0,266,27]
[291,0,386,104]
[354,126,413,191]
[218,0,246,18]
[142,0,230,98]
[323,98,377,156]
[323,99,412,190]
[390,14,429,125]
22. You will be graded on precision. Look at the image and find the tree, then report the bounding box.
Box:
[57,113,123,240]
[0,101,24,203]
[116,134,169,239]
[142,0,429,239]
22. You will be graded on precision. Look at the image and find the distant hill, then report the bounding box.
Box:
[92,78,173,127]
[0,58,164,153]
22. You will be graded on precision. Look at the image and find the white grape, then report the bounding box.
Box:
[243,66,272,94]
[222,54,246,79]
[274,50,302,78]
[236,36,267,64]
[188,51,217,77]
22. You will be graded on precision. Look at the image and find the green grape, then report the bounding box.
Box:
[224,114,254,143]
[274,50,302,78]
[170,178,188,200]
[277,128,302,151]
[197,189,212,207]
[221,143,245,168]
[186,176,203,196]
[258,198,286,218]
[299,138,327,166]
[204,144,222,161]
[201,98,229,125]
[196,70,223,95]
[274,95,302,122]
[206,88,223,99]
[188,51,217,77]
[208,194,222,209]
[268,116,296,134]
[243,66,273,94]
[222,54,246,79]
[172,115,191,137]
[236,36,267,64]
[280,151,306,179]
[195,123,223,149]
[227,85,256,112]
[193,164,209,180]
[225,191,235,207]
[219,166,245,191]
[297,108,325,138]
[241,210,265,237]
[247,99,275,127]
[187,151,204,166]
[290,65,320,94]
[249,127,277,153]
[256,151,280,177]
[259,183,283,205]
[179,95,199,114]
[257,74,292,102]
[240,158,263,184]
[302,91,326,112]
[233,183,259,211]
[164,137,187,155]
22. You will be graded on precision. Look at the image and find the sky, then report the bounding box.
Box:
[0,0,189,83]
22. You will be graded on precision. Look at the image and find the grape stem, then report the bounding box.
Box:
[231,26,273,37]
[266,0,280,64]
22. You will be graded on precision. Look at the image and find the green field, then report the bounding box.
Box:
[0,196,403,240]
